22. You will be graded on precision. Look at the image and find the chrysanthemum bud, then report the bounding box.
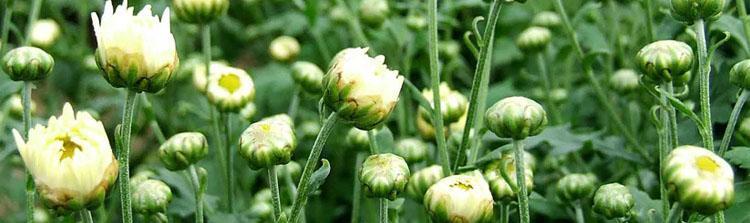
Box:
[674,70,692,87]
[556,173,598,201]
[29,19,61,48]
[7,94,36,119]
[299,121,321,139]
[484,151,535,202]
[670,0,725,23]
[420,83,468,125]
[172,0,229,24]
[394,138,428,164]
[131,179,173,214]
[13,103,118,212]
[664,145,734,215]
[346,127,370,151]
[549,88,568,102]
[636,40,693,83]
[406,13,427,30]
[531,11,562,28]
[92,0,179,93]
[323,48,404,130]
[359,0,389,27]
[33,207,51,223]
[730,59,750,89]
[485,96,548,140]
[239,114,296,169]
[516,26,552,53]
[269,36,300,62]
[239,102,257,121]
[192,61,227,93]
[158,132,209,171]
[359,153,410,200]
[2,46,54,81]
[329,5,349,23]
[592,183,634,219]
[250,189,274,219]
[438,40,461,59]
[406,165,444,201]
[417,108,468,141]
[206,65,255,112]
[292,61,324,93]
[278,161,302,180]
[609,69,640,92]
[424,172,494,223]
[736,117,750,143]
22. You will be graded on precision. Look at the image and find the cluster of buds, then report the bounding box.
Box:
[420,82,468,125]
[323,48,404,130]
[269,36,300,62]
[664,145,734,214]
[2,46,55,81]
[483,150,535,202]
[485,96,548,140]
[556,173,598,201]
[424,172,494,223]
[359,153,410,200]
[417,107,467,141]
[158,132,209,171]
[172,0,229,24]
[291,61,324,94]
[239,114,296,169]
[205,65,255,112]
[13,103,118,212]
[636,40,693,84]
[592,183,634,219]
[406,165,444,201]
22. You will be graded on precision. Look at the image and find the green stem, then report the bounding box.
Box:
[350,153,365,223]
[368,129,379,154]
[23,0,42,46]
[379,198,388,223]
[221,112,235,213]
[118,90,138,223]
[268,166,283,222]
[0,0,14,55]
[22,82,34,223]
[665,203,682,223]
[537,52,561,124]
[513,139,530,223]
[202,24,212,90]
[659,83,671,219]
[288,87,300,120]
[643,0,656,41]
[427,0,452,176]
[716,211,726,223]
[189,166,204,223]
[453,0,503,171]
[719,89,750,156]
[737,0,750,55]
[574,201,585,223]
[80,210,94,223]
[335,0,369,47]
[553,0,649,161]
[289,113,339,223]
[499,203,509,223]
[694,19,714,150]
[667,83,679,148]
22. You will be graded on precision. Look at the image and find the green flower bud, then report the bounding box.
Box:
[556,173,598,201]
[359,0,389,27]
[278,161,302,181]
[2,46,54,81]
[424,172,494,223]
[664,145,734,215]
[417,108,468,141]
[172,0,230,24]
[736,117,750,144]
[406,165,445,202]
[406,12,427,30]
[439,40,461,59]
[674,70,693,87]
[292,61,324,93]
[239,102,257,122]
[730,59,750,89]
[158,132,209,171]
[299,121,321,139]
[592,183,635,219]
[269,36,300,62]
[531,11,562,28]
[420,83,468,125]
[394,138,429,164]
[7,94,37,119]
[346,127,370,151]
[485,96,548,140]
[250,189,274,219]
[323,48,404,130]
[609,69,640,92]
[636,40,694,83]
[239,114,297,169]
[131,179,173,214]
[329,5,349,23]
[550,88,568,103]
[360,153,410,200]
[33,207,51,223]
[670,0,724,23]
[516,26,552,53]
[483,150,534,202]
[29,19,61,48]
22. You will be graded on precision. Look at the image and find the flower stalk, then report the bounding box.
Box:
[720,90,750,156]
[22,1,44,221]
[118,90,138,223]
[189,166,205,223]
[513,139,531,223]
[268,166,283,221]
[221,112,235,212]
[350,153,365,223]
[427,0,452,176]
[379,198,388,223]
[694,19,714,151]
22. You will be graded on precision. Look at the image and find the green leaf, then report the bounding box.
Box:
[726,147,750,170]
[473,144,512,166]
[712,15,749,55]
[628,186,662,222]
[523,125,601,155]
[308,159,331,196]
[723,181,750,222]
[374,127,395,154]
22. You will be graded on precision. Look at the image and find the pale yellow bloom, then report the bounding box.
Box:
[30,19,61,48]
[205,65,255,112]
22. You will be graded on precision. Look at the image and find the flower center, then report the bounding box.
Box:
[219,74,241,93]
[260,123,271,133]
[58,136,81,161]
[695,155,719,172]
[450,181,474,191]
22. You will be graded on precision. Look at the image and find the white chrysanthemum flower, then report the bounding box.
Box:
[205,65,255,112]
[424,172,494,222]
[239,114,296,169]
[664,145,734,215]
[269,36,300,62]
[30,19,61,48]
[13,103,118,211]
[192,61,228,93]
[323,47,404,130]
[91,0,178,93]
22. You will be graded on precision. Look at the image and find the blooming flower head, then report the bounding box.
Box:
[206,64,255,112]
[424,172,494,223]
[323,48,404,130]
[13,103,117,212]
[92,0,179,93]
[664,145,734,214]
[239,114,296,169]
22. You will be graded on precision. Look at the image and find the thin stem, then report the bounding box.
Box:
[719,89,750,156]
[288,87,301,120]
[23,0,42,46]
[221,112,235,212]
[553,0,649,161]
[334,0,369,46]
[289,113,339,223]
[350,153,365,223]
[368,129,379,154]
[513,139,530,223]
[694,19,714,150]
[574,201,585,223]
[499,203,509,223]
[189,166,204,223]
[427,0,452,176]
[659,83,671,219]
[737,0,750,55]
[454,0,503,171]
[643,0,656,41]
[379,198,388,223]
[537,52,561,124]
[118,90,138,223]
[22,82,34,223]
[0,0,14,55]
[80,210,94,223]
[665,203,682,223]
[268,166,283,222]
[667,83,679,148]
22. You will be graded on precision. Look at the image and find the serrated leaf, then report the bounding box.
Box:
[726,147,750,170]
[628,186,662,222]
[308,159,331,196]
[524,125,602,155]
